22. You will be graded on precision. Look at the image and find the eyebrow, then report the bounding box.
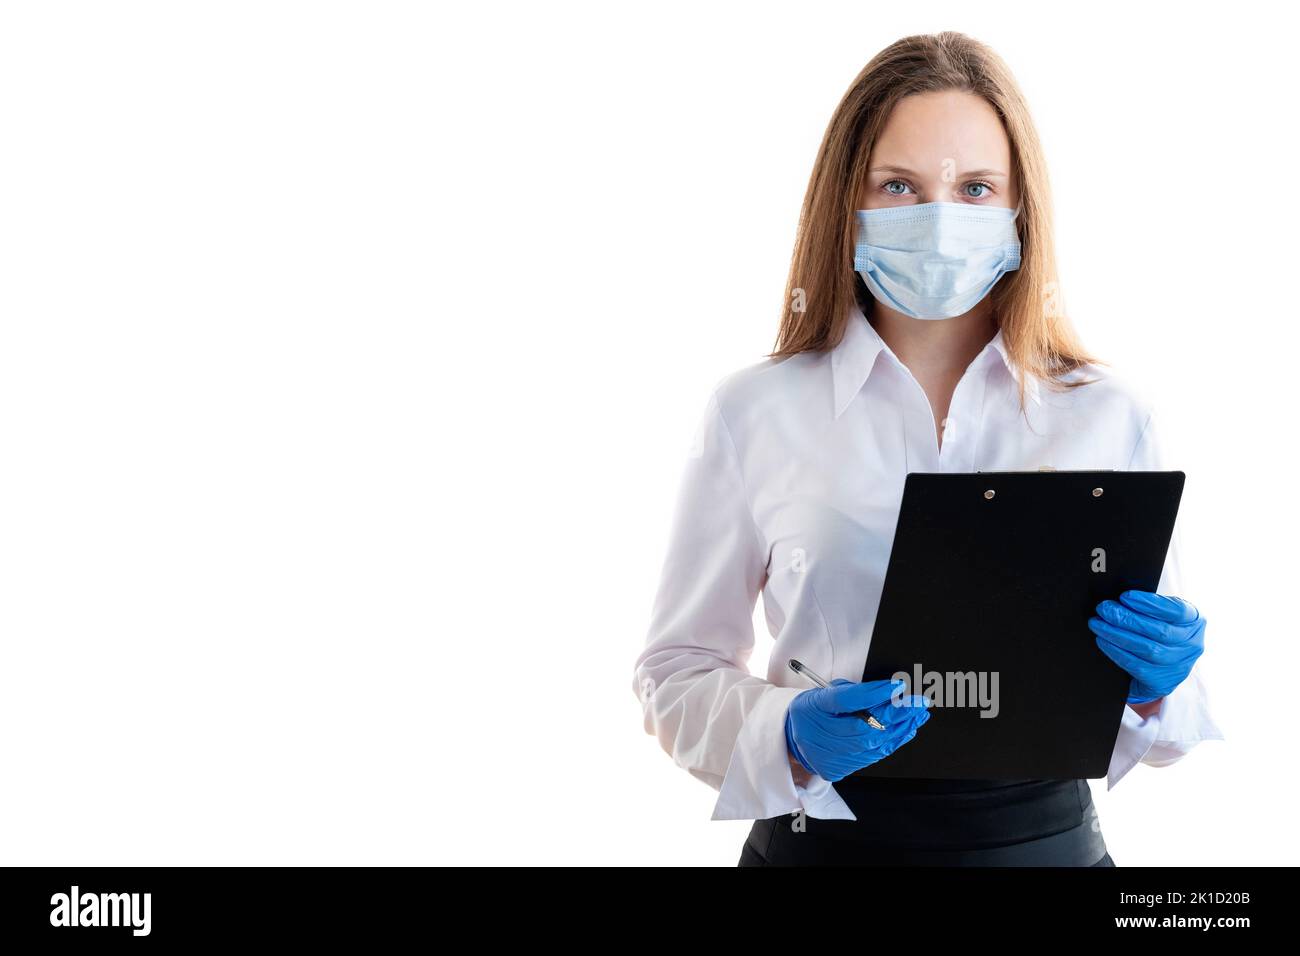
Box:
[869,164,1008,179]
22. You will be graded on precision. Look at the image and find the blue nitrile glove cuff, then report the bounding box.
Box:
[785,710,815,776]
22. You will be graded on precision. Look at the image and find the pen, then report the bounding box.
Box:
[788,659,887,730]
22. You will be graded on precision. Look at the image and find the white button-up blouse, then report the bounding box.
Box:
[633,301,1223,822]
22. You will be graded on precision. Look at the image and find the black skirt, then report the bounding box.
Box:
[738,776,1112,866]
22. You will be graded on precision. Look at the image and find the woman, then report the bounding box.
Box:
[632,32,1222,866]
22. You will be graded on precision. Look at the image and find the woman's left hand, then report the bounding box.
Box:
[1088,590,1206,705]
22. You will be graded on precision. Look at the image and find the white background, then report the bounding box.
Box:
[0,1,1293,865]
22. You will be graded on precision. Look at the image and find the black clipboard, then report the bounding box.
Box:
[854,469,1184,780]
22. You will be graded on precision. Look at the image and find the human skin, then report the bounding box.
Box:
[855,88,1018,452]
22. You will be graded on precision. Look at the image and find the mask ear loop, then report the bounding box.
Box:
[1010,202,1026,245]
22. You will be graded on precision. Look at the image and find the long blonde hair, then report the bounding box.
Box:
[773,32,1102,408]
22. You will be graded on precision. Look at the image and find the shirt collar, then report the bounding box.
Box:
[831,301,1041,419]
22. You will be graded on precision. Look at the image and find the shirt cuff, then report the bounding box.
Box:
[710,684,858,821]
[1105,666,1224,790]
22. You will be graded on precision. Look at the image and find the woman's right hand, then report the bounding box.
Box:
[784,678,930,782]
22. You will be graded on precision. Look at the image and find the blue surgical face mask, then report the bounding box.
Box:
[853,202,1021,320]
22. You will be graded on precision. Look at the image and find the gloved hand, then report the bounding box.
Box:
[1088,590,1206,704]
[785,677,931,782]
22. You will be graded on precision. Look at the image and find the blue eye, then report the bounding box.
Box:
[964,182,992,199]
[882,180,912,196]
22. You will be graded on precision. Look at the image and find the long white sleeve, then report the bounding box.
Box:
[634,311,1221,817]
[632,389,849,821]
[1106,407,1225,789]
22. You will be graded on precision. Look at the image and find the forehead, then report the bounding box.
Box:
[871,90,1011,170]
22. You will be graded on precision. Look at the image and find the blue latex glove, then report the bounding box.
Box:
[785,678,931,782]
[1088,590,1206,704]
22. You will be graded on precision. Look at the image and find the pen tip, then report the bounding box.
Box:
[788,659,803,674]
